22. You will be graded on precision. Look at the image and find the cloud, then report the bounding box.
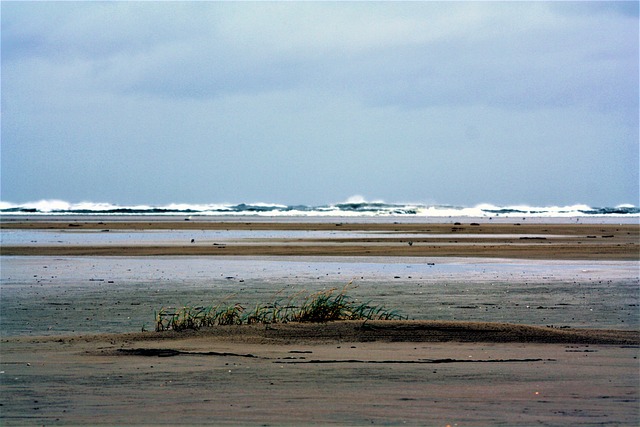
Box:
[1,1,637,206]
[3,2,636,116]
[550,1,639,18]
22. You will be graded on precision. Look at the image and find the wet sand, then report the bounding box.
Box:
[2,256,638,336]
[2,220,639,260]
[1,218,639,425]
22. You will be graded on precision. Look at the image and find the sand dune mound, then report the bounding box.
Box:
[81,320,639,346]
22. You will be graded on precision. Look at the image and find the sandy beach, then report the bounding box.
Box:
[5,0,639,424]
[1,218,639,425]
[2,220,638,260]
[1,322,638,425]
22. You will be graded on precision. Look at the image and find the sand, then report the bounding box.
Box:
[1,218,639,425]
[2,220,639,260]
[1,322,638,425]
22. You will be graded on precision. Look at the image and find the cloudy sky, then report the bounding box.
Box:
[2,1,638,207]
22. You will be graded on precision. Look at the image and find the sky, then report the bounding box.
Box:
[1,1,638,207]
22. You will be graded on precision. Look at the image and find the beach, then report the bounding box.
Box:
[1,217,639,425]
[2,219,639,259]
[5,0,638,424]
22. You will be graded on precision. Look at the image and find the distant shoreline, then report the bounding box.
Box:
[2,218,638,260]
[2,213,639,225]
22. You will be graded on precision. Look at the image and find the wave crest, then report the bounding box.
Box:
[1,199,638,217]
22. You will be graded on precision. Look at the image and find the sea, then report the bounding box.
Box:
[1,199,638,219]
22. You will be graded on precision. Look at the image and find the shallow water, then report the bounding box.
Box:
[0,228,569,246]
[0,229,368,246]
[1,256,637,336]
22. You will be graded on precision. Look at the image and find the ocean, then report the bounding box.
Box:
[1,199,638,218]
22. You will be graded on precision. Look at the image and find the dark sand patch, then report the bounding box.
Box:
[77,320,639,346]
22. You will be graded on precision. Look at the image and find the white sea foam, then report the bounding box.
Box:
[0,198,638,218]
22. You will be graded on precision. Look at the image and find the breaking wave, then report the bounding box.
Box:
[0,199,638,218]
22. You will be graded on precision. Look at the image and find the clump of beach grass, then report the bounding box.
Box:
[155,302,244,332]
[154,283,405,332]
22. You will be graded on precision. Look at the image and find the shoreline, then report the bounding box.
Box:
[2,217,639,228]
[2,220,638,260]
[2,213,639,225]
